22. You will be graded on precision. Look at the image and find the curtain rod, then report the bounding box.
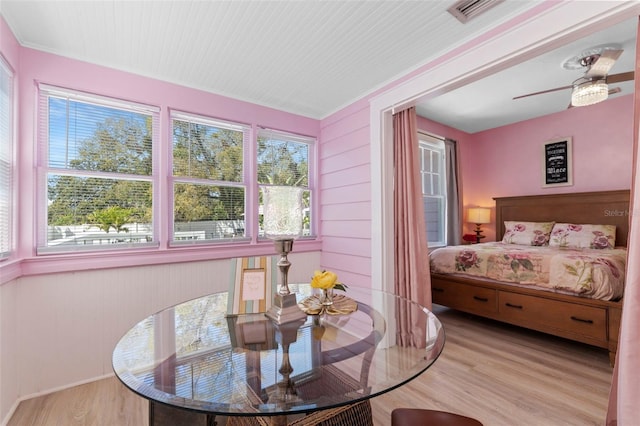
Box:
[418,130,445,141]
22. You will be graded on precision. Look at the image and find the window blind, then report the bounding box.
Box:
[171,110,250,244]
[0,57,13,259]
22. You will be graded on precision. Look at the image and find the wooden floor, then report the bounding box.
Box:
[8,306,613,426]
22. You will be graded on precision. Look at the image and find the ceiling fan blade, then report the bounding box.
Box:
[585,49,623,77]
[606,71,634,84]
[513,85,573,100]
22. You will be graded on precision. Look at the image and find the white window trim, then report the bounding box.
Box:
[256,127,317,240]
[419,132,447,248]
[169,109,252,247]
[36,84,160,254]
[25,88,318,260]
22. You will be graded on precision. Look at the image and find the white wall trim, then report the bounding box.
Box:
[370,1,640,294]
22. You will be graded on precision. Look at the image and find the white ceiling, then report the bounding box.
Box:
[0,1,636,133]
[416,17,638,133]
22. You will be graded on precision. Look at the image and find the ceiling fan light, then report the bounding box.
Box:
[571,80,609,107]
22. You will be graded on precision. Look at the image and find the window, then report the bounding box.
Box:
[419,133,447,247]
[38,85,159,252]
[171,111,250,243]
[0,57,13,259]
[257,128,314,237]
[34,86,317,256]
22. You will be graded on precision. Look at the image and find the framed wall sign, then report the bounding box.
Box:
[543,137,572,187]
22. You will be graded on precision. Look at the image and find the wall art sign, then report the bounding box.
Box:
[543,137,572,187]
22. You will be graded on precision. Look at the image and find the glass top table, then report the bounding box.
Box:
[112,284,445,425]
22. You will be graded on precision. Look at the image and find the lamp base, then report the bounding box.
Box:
[474,224,485,244]
[266,293,307,324]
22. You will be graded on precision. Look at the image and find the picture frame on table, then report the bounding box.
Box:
[542,137,573,187]
[227,256,275,316]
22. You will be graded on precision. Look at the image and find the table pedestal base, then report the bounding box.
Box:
[150,401,217,426]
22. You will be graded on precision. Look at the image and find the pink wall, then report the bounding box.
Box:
[318,86,634,280]
[462,95,634,241]
[416,116,472,144]
[381,98,633,245]
[318,99,372,288]
[0,16,21,424]
[0,16,19,67]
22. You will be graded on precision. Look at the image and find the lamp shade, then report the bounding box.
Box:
[262,186,304,240]
[468,207,490,224]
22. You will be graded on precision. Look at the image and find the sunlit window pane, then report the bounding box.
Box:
[173,118,243,182]
[173,182,245,240]
[47,175,152,246]
[171,112,249,243]
[257,130,313,237]
[39,86,158,252]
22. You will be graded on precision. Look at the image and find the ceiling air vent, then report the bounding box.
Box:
[447,0,504,23]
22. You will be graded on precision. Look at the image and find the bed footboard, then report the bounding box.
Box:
[431,272,622,366]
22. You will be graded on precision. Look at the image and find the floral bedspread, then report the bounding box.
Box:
[429,242,625,300]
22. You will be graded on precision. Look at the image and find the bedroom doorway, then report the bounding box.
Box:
[369,3,640,294]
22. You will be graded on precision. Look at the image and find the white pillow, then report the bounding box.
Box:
[549,223,616,249]
[502,221,554,246]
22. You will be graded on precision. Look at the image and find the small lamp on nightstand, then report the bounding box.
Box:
[467,207,490,244]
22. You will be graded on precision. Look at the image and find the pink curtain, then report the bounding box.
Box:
[606,16,640,426]
[393,107,431,348]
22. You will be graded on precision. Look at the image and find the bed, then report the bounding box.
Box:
[429,190,629,365]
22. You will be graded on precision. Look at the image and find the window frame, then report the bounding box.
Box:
[36,84,160,254]
[0,55,15,261]
[419,132,447,248]
[256,127,317,240]
[32,86,318,258]
[169,110,252,246]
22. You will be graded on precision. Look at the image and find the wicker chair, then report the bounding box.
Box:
[226,400,371,426]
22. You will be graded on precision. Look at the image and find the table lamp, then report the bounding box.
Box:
[467,207,490,243]
[262,185,308,324]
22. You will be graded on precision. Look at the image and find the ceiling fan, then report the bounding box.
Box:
[513,47,634,107]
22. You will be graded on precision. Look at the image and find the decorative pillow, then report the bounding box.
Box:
[549,223,616,249]
[502,221,555,246]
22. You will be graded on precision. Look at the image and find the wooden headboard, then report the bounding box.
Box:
[494,190,630,247]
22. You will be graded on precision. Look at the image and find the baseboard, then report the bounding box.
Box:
[1,400,19,426]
